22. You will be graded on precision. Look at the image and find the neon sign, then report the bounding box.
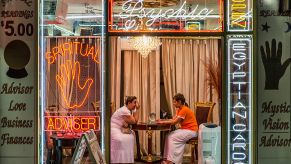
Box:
[45,40,99,109]
[118,0,213,30]
[45,116,99,132]
[56,61,93,108]
[227,0,253,31]
[109,0,223,32]
[227,36,252,163]
[45,41,100,64]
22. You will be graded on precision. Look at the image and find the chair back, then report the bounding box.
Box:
[195,102,216,126]
[110,102,116,114]
[91,101,115,116]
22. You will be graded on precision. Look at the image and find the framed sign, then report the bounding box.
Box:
[72,129,106,164]
[71,135,87,164]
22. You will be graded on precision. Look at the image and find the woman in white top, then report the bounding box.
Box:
[110,96,140,163]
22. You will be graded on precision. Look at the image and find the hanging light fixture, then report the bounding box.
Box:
[128,36,161,58]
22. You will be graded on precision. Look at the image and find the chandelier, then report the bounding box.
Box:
[128,36,161,58]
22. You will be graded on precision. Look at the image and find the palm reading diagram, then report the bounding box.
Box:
[260,39,291,90]
[56,60,93,108]
[45,39,100,109]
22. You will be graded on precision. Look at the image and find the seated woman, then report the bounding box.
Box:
[157,93,198,164]
[110,96,140,163]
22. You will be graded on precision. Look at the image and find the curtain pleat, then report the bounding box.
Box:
[161,38,220,124]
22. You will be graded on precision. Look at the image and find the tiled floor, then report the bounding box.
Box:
[59,155,197,164]
[134,156,196,164]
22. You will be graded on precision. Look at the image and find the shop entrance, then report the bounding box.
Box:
[109,36,222,164]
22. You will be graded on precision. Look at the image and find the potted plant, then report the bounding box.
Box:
[203,57,221,125]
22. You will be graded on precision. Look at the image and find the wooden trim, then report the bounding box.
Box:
[108,32,224,36]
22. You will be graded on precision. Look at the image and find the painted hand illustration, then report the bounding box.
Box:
[260,39,291,90]
[56,61,93,108]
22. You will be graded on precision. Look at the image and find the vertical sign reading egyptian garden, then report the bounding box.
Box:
[227,36,252,163]
[227,0,252,163]
[0,0,36,163]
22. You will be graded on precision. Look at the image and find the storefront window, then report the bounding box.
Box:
[40,0,104,163]
[109,36,223,163]
[108,0,224,163]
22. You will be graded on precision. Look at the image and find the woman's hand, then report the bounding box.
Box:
[156,118,182,125]
[135,101,140,110]
[156,119,168,125]
[156,119,162,123]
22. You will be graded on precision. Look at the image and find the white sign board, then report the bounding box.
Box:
[258,1,291,163]
[72,130,106,164]
[0,0,36,163]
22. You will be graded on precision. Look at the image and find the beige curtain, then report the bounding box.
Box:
[161,38,220,124]
[109,36,161,155]
[123,50,161,155]
[109,37,122,111]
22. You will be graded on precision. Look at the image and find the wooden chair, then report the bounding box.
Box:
[45,105,58,164]
[91,101,100,112]
[186,102,216,164]
[91,101,115,115]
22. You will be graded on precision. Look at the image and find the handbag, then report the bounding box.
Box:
[121,123,132,134]
[121,127,132,134]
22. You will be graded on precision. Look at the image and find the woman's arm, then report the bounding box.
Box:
[122,102,140,124]
[157,116,182,125]
[122,115,138,124]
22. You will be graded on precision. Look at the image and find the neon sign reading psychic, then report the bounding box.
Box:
[110,0,222,31]
[227,0,253,31]
[45,41,100,64]
[45,116,99,132]
[227,36,252,163]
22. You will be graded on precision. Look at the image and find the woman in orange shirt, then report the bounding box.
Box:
[157,93,198,164]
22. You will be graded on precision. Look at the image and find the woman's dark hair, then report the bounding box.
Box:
[173,93,186,105]
[125,96,137,105]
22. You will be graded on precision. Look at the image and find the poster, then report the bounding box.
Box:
[258,0,291,163]
[0,0,36,163]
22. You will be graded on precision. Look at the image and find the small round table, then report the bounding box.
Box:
[132,122,171,163]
